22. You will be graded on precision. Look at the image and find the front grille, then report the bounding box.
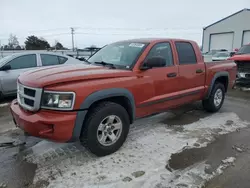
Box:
[246,74,250,78]
[24,88,36,97]
[236,61,250,72]
[17,82,43,111]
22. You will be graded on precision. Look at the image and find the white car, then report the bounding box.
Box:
[0,52,83,98]
[212,52,230,61]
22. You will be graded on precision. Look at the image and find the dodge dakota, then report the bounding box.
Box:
[10,38,237,156]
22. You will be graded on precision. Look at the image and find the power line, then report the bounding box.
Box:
[27,28,69,33]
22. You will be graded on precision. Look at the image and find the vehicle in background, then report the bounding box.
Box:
[205,49,228,56]
[203,49,228,62]
[0,52,82,98]
[229,43,250,85]
[11,38,236,156]
[212,52,230,61]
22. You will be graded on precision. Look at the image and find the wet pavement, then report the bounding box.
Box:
[0,88,250,187]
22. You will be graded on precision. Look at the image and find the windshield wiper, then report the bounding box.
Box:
[94,61,116,69]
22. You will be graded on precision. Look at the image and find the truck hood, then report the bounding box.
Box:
[18,64,133,88]
[229,54,250,61]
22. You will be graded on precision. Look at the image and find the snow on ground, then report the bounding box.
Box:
[0,103,9,108]
[27,112,248,188]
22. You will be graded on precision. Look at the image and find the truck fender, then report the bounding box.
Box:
[70,88,136,141]
[205,71,229,99]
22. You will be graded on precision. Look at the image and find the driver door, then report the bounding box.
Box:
[138,42,180,113]
[0,54,38,95]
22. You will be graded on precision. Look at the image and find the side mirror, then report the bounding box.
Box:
[230,52,236,57]
[77,57,86,61]
[0,64,11,71]
[141,57,166,70]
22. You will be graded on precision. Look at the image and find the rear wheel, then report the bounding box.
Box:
[203,82,225,112]
[80,101,130,156]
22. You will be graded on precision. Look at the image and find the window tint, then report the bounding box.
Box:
[58,56,68,64]
[145,42,173,67]
[6,54,37,69]
[175,42,197,65]
[41,54,60,66]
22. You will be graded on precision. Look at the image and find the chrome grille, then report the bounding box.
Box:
[17,82,42,111]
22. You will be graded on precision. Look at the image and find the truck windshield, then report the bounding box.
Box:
[236,45,250,55]
[88,42,147,69]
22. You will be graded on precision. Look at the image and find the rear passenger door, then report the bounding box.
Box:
[40,54,68,66]
[175,41,205,100]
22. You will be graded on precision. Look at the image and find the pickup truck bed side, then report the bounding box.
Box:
[10,38,237,156]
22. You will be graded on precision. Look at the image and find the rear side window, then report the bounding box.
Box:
[175,42,197,65]
[41,54,59,66]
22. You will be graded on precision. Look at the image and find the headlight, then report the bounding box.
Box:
[238,73,245,78]
[41,91,75,110]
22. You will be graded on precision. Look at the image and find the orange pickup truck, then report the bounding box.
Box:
[10,38,237,156]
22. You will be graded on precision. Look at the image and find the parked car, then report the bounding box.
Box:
[0,52,82,98]
[203,49,228,62]
[11,38,236,156]
[212,52,230,61]
[229,43,250,85]
[205,49,228,56]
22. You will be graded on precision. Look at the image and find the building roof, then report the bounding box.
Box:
[204,8,250,30]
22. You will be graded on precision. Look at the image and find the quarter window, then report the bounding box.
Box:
[58,56,68,64]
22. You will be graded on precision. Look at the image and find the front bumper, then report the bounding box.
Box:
[10,99,77,142]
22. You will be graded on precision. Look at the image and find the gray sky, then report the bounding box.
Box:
[0,0,249,48]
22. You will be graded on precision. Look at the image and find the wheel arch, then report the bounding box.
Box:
[205,71,229,99]
[70,88,136,141]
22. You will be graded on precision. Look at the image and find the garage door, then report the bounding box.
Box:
[210,32,234,51]
[242,31,250,45]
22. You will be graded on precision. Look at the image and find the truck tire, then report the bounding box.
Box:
[80,101,130,156]
[202,82,225,112]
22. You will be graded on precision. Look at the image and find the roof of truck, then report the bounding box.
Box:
[116,38,194,43]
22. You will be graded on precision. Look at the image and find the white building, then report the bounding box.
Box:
[202,8,250,53]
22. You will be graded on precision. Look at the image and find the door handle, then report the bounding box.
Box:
[167,72,177,77]
[196,69,203,73]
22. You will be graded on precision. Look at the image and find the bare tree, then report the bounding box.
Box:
[8,34,19,49]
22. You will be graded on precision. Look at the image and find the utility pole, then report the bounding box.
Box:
[70,27,75,51]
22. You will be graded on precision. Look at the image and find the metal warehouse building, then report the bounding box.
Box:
[202,8,250,53]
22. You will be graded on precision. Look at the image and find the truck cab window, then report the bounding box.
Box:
[175,42,197,65]
[6,54,37,70]
[145,42,173,67]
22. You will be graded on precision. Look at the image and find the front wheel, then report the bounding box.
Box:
[202,82,225,112]
[80,102,130,156]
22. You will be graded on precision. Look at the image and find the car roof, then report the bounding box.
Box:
[9,51,71,58]
[114,38,194,44]
[8,50,66,56]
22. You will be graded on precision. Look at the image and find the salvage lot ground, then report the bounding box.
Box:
[0,88,250,188]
